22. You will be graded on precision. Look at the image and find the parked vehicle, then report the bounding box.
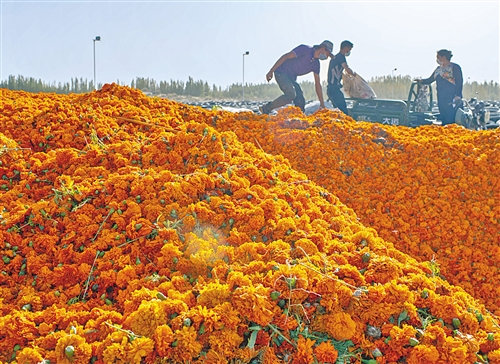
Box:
[460,98,500,129]
[345,82,489,129]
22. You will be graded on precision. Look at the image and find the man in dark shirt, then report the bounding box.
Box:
[260,40,333,114]
[327,40,355,115]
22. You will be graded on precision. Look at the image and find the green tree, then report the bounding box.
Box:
[1,74,499,101]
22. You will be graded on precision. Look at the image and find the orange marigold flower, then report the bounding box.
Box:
[116,264,138,288]
[212,302,242,330]
[488,349,500,364]
[389,324,417,350]
[207,328,244,359]
[314,341,338,363]
[291,336,315,364]
[406,345,440,364]
[261,346,282,364]
[38,322,53,336]
[479,332,500,353]
[323,311,357,341]
[54,334,92,364]
[153,324,174,357]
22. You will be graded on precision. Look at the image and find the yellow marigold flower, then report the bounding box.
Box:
[440,335,468,363]
[54,334,92,364]
[275,216,296,237]
[127,300,166,337]
[226,270,252,290]
[323,311,357,341]
[294,238,319,257]
[189,305,221,333]
[17,286,43,312]
[389,324,418,349]
[429,294,462,322]
[15,347,44,364]
[167,326,203,362]
[197,280,231,308]
[102,339,128,363]
[364,255,403,284]
[232,283,275,326]
[125,336,155,364]
[266,240,292,263]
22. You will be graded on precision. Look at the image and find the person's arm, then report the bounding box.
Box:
[453,63,463,99]
[266,51,296,81]
[417,69,437,84]
[314,72,325,108]
[326,58,334,84]
[342,62,355,76]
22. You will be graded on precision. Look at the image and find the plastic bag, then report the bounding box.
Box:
[342,73,377,99]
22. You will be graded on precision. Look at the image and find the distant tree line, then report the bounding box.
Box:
[1,74,499,101]
[368,75,500,101]
[130,76,311,100]
[1,75,97,94]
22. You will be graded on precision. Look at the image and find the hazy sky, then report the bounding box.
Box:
[1,1,499,88]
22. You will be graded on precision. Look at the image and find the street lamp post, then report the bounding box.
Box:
[391,68,397,99]
[242,51,249,100]
[93,36,101,90]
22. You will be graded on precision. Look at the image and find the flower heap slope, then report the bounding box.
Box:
[0,84,499,364]
[217,107,500,316]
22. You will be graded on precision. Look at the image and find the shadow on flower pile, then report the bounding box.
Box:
[0,84,499,364]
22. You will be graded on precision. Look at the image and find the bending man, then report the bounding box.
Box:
[260,40,333,114]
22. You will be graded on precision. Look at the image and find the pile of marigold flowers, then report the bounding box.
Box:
[216,106,500,316]
[0,84,499,364]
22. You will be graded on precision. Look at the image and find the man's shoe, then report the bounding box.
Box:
[259,105,270,115]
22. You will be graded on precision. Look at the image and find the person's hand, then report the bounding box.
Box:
[453,96,461,102]
[266,71,273,82]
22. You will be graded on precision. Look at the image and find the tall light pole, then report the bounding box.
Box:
[242,51,249,100]
[391,68,397,99]
[93,36,101,90]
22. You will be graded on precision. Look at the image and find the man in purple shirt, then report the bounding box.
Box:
[260,40,333,114]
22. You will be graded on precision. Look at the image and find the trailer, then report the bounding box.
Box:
[345,82,485,130]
